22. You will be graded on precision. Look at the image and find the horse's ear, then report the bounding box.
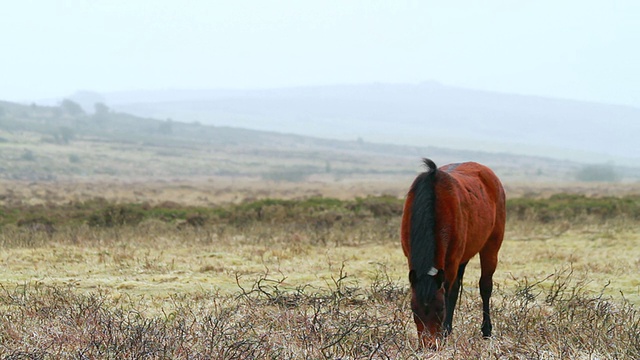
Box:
[409,270,417,286]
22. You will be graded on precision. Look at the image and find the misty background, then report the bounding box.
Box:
[1,1,639,179]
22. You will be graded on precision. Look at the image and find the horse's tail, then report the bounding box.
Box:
[409,158,439,304]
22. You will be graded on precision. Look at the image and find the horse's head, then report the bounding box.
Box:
[409,268,446,349]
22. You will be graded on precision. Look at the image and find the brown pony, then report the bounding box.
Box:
[401,158,506,349]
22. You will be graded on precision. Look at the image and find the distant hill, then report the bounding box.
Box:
[84,83,640,167]
[1,98,637,184]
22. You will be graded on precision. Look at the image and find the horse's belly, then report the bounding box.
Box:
[460,226,494,262]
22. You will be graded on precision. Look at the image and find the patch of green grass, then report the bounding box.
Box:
[1,196,403,230]
[4,194,640,230]
[508,194,640,222]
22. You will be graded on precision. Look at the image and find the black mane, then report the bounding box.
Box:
[409,158,439,305]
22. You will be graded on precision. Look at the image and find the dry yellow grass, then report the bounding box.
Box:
[1,208,638,306]
[1,179,639,304]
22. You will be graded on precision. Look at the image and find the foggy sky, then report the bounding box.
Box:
[1,1,639,108]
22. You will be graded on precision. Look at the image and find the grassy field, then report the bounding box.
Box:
[1,182,639,358]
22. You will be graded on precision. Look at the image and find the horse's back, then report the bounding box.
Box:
[436,162,505,261]
[440,161,505,211]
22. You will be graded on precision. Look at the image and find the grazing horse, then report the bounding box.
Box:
[401,158,506,349]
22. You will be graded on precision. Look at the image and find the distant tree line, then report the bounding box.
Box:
[575,163,619,182]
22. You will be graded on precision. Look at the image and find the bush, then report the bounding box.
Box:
[87,205,145,227]
[68,154,81,163]
[20,149,36,161]
[576,163,619,182]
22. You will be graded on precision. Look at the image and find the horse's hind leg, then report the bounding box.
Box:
[479,270,493,337]
[444,261,468,336]
[479,242,501,338]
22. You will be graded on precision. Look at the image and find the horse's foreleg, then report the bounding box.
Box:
[444,261,468,336]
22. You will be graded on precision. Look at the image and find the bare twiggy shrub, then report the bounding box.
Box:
[0,267,638,359]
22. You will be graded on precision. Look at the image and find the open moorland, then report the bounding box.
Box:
[2,99,640,357]
[1,181,639,359]
[3,98,640,186]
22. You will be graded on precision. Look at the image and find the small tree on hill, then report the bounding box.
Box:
[94,102,109,115]
[93,102,110,123]
[58,126,75,144]
[60,99,85,117]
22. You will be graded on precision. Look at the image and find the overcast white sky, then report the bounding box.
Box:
[1,1,638,107]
